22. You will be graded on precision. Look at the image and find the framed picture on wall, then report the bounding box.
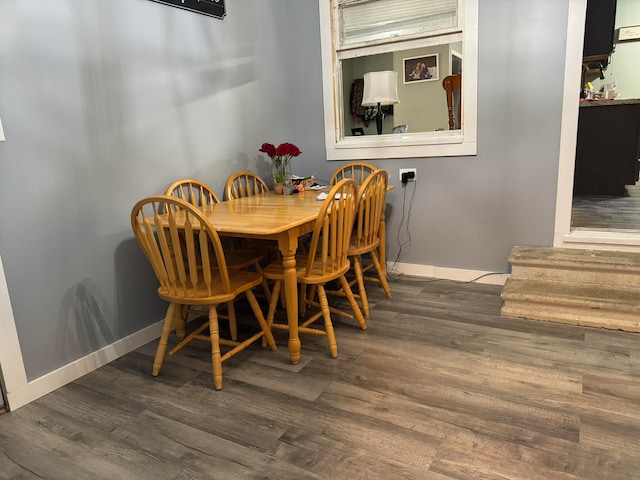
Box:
[403,54,439,84]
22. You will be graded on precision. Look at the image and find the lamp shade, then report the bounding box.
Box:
[362,71,400,107]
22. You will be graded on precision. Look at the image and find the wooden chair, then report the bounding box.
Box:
[165,178,221,206]
[327,162,380,264]
[329,162,378,186]
[224,170,280,262]
[224,171,269,200]
[347,169,392,316]
[130,195,276,390]
[262,179,366,358]
[442,73,462,130]
[165,178,271,340]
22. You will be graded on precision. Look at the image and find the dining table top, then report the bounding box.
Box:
[199,190,326,237]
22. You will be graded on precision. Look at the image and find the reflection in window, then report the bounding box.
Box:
[342,43,462,137]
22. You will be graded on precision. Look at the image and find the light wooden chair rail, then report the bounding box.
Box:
[131,195,276,390]
[329,161,378,186]
[225,171,269,200]
[262,179,366,358]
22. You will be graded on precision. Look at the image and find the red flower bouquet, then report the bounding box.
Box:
[260,142,302,184]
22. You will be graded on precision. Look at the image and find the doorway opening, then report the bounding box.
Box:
[555,0,640,252]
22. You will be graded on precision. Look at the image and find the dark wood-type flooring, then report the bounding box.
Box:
[1,278,640,479]
[572,180,640,231]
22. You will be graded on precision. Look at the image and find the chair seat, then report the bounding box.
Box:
[158,270,263,305]
[348,235,380,256]
[263,254,351,285]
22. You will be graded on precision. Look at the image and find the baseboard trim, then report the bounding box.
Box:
[387,262,509,286]
[6,320,163,411]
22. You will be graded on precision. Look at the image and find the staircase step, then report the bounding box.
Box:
[501,278,640,332]
[509,246,640,287]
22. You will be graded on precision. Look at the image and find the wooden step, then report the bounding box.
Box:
[509,246,640,288]
[501,278,640,332]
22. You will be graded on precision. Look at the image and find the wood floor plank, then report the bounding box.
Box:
[76,366,293,454]
[111,409,324,480]
[430,435,587,480]
[0,402,196,480]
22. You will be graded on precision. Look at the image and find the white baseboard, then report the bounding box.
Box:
[387,262,509,286]
[6,320,163,411]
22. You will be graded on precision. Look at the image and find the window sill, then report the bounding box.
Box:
[326,132,476,160]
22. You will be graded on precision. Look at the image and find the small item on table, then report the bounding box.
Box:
[292,175,315,192]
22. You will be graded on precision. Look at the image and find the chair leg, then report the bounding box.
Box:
[175,304,187,338]
[246,289,277,351]
[263,279,282,347]
[299,283,308,317]
[153,303,177,376]
[303,284,317,316]
[279,283,286,309]
[316,284,338,358]
[352,255,370,317]
[266,281,281,325]
[254,263,272,303]
[370,250,392,298]
[339,275,367,330]
[207,306,223,390]
[226,301,237,341]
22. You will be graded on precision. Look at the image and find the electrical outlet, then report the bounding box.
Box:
[399,168,417,182]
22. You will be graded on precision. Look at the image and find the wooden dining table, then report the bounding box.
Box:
[198,190,325,364]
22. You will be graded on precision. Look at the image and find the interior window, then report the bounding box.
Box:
[319,0,478,160]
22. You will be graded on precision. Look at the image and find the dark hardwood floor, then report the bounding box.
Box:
[572,180,640,231]
[1,278,640,479]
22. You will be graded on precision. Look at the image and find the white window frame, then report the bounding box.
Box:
[319,0,478,160]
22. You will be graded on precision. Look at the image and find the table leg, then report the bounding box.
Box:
[279,234,301,364]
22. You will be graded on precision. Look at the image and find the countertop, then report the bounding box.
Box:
[579,98,640,107]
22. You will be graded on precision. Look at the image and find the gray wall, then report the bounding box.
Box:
[0,0,567,382]
[0,0,318,380]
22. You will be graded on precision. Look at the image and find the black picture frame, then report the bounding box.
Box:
[147,0,226,19]
[351,128,365,136]
[403,54,439,84]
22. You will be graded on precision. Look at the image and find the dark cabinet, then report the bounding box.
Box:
[583,0,617,66]
[574,100,640,196]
